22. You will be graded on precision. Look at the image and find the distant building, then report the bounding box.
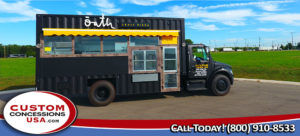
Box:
[223,48,233,52]
[236,49,243,51]
[210,48,215,52]
[259,47,276,51]
[9,54,26,58]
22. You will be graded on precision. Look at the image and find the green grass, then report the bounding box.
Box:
[211,50,300,82]
[0,58,35,91]
[0,51,299,91]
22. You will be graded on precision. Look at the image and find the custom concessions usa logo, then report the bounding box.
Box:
[3,91,77,134]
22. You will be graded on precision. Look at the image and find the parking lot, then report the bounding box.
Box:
[74,80,300,119]
[0,80,299,119]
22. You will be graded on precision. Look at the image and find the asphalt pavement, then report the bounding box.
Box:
[0,80,299,119]
[75,80,300,119]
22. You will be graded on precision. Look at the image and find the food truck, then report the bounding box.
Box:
[36,14,233,106]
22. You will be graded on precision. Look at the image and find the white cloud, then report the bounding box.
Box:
[140,5,256,26]
[258,13,300,26]
[76,11,83,15]
[257,28,283,32]
[76,11,93,15]
[86,12,93,15]
[155,5,201,18]
[79,1,87,8]
[0,0,47,23]
[198,0,293,11]
[101,8,121,14]
[121,0,171,6]
[0,16,33,23]
[257,4,279,12]
[92,0,121,14]
[200,9,255,26]
[187,22,220,31]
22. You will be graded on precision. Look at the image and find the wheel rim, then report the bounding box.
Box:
[95,87,110,101]
[216,79,228,91]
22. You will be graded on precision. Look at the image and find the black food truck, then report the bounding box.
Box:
[36,14,234,106]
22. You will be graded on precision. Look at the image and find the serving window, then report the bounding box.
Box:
[130,36,159,46]
[75,36,101,54]
[41,36,130,57]
[44,36,72,55]
[103,36,127,53]
[41,29,179,58]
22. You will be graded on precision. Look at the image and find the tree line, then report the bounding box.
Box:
[0,44,36,58]
[185,39,300,51]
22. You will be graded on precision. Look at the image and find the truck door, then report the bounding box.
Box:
[188,45,210,79]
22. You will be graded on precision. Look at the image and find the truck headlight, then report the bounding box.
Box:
[229,69,233,75]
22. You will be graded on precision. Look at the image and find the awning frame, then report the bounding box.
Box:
[43,28,180,37]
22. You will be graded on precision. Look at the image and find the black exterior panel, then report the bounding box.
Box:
[39,57,128,77]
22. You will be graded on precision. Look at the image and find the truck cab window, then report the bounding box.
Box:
[44,36,72,55]
[192,47,208,62]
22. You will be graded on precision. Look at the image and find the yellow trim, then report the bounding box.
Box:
[43,28,179,37]
[161,36,178,44]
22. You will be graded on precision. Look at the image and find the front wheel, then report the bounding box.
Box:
[210,74,231,96]
[88,80,116,106]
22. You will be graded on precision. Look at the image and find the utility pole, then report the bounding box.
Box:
[214,40,217,48]
[244,38,247,50]
[259,37,261,47]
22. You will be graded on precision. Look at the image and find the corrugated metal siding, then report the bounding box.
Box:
[116,74,160,95]
[36,14,185,96]
[38,73,160,96]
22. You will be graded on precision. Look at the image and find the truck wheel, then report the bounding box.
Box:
[88,80,115,106]
[211,74,231,96]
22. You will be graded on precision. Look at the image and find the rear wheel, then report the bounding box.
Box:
[210,74,231,96]
[88,80,115,106]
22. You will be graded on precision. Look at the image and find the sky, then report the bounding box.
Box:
[0,0,300,47]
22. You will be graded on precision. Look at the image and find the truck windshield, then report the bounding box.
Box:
[192,47,208,61]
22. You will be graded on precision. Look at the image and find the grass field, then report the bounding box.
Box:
[211,50,300,82]
[0,51,299,91]
[0,58,35,91]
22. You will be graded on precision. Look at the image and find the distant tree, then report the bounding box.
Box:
[286,43,293,50]
[0,45,3,57]
[280,44,285,50]
[20,46,26,54]
[185,39,193,45]
[0,44,36,57]
[297,42,300,49]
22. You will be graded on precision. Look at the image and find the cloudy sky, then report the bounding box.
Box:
[0,0,300,47]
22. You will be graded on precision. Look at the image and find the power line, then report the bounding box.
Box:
[259,37,261,47]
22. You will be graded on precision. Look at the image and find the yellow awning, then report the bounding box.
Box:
[43,28,179,37]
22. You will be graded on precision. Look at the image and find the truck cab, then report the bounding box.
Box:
[186,44,233,96]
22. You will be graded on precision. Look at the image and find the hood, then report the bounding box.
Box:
[214,61,232,69]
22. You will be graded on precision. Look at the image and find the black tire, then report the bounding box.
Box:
[88,80,116,106]
[210,74,231,96]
